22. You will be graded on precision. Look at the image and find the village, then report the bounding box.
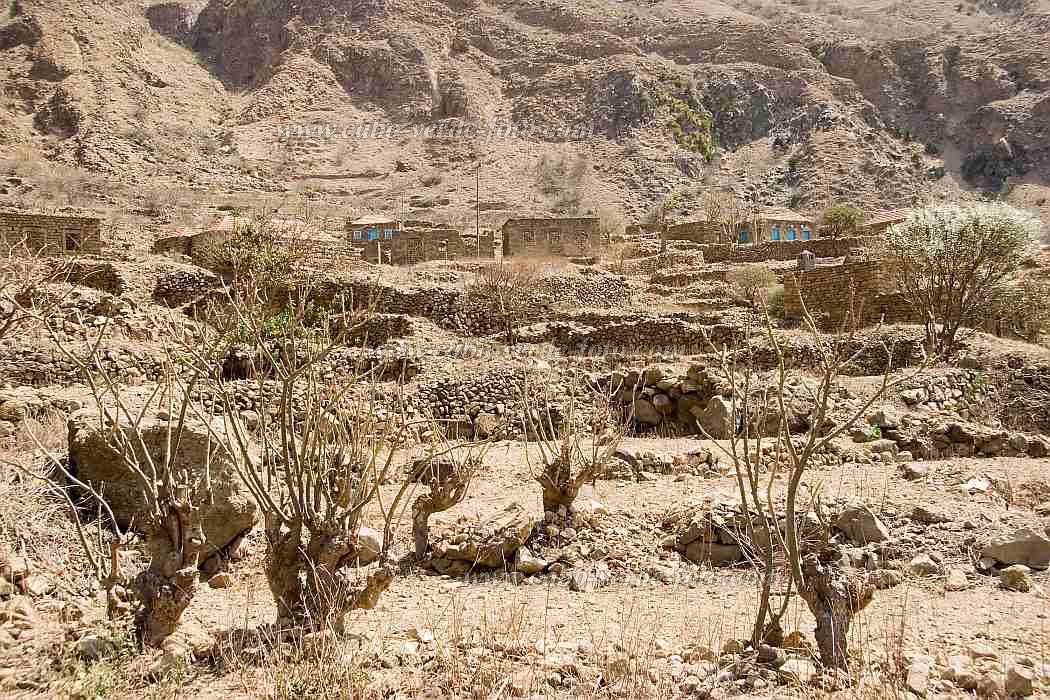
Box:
[0,185,1048,698]
[0,199,1039,339]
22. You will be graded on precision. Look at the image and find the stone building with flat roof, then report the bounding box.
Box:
[501,216,601,257]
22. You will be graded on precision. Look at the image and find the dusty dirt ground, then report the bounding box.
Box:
[11,439,1041,699]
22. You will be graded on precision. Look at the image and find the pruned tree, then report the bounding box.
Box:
[189,285,406,631]
[698,297,927,671]
[0,239,75,344]
[886,202,1041,356]
[702,190,756,244]
[31,316,231,647]
[979,277,1050,344]
[468,260,542,344]
[522,372,625,514]
[820,204,865,239]
[407,428,490,559]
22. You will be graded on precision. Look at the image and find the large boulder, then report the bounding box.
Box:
[834,503,891,543]
[632,398,662,426]
[67,409,259,560]
[981,528,1050,570]
[695,395,735,439]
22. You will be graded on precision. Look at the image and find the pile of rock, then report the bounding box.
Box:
[422,504,535,577]
[660,500,756,566]
[902,641,1041,697]
[898,369,995,421]
[887,419,1050,461]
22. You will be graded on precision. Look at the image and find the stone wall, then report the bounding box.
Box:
[0,211,104,256]
[782,259,919,327]
[699,236,878,264]
[665,220,719,244]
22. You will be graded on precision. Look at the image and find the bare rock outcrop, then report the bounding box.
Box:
[67,408,258,561]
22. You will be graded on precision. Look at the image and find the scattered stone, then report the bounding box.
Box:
[901,463,929,480]
[21,574,52,597]
[1006,664,1035,697]
[514,546,548,575]
[968,641,999,661]
[684,541,743,566]
[911,504,951,524]
[999,564,1034,592]
[835,503,891,543]
[908,554,942,577]
[779,657,818,684]
[981,528,1050,569]
[77,634,115,661]
[977,671,1006,698]
[207,572,233,589]
[697,396,734,438]
[907,655,934,696]
[945,569,969,591]
[356,527,383,566]
[869,569,903,589]
[871,406,900,429]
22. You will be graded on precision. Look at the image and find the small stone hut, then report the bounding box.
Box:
[501,216,601,257]
[0,210,104,255]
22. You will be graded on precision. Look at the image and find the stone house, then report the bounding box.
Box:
[0,210,104,255]
[861,209,911,235]
[359,226,463,264]
[347,215,401,245]
[658,208,815,245]
[740,207,815,245]
[154,215,356,268]
[501,216,601,257]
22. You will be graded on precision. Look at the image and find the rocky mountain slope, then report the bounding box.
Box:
[2,0,1050,225]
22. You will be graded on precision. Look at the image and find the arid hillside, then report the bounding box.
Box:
[3,0,1050,225]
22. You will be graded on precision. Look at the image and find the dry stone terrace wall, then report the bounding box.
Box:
[153,268,221,308]
[307,272,631,338]
[341,313,413,347]
[699,236,879,264]
[0,211,104,256]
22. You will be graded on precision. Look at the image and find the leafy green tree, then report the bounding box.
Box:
[885,202,1041,355]
[820,204,865,239]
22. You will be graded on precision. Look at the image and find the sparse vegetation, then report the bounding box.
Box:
[534,152,589,213]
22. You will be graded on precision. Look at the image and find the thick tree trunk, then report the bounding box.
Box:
[539,456,580,513]
[263,519,396,631]
[798,553,873,670]
[412,495,435,559]
[135,498,206,648]
[264,518,306,626]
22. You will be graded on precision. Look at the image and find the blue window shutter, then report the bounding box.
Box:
[771,226,781,241]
